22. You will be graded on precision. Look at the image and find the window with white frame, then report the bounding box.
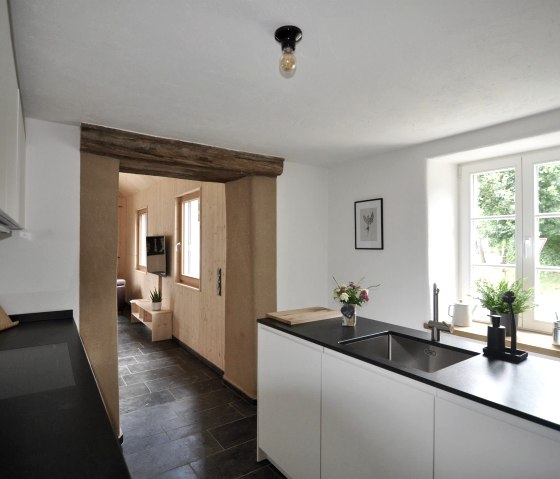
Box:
[136,208,148,272]
[177,190,201,289]
[460,149,560,332]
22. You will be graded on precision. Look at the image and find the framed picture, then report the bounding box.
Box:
[355,198,383,250]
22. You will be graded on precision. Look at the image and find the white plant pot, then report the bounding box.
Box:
[151,302,162,311]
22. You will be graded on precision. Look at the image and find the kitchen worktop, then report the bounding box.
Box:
[258,315,560,432]
[0,311,130,478]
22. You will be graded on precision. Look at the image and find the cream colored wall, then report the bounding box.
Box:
[122,177,226,370]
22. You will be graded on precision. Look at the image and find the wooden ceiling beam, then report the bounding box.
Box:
[80,123,284,183]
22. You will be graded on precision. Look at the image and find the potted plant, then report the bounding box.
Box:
[333,277,378,327]
[474,278,534,336]
[150,287,162,311]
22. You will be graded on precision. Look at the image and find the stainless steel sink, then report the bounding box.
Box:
[339,331,478,373]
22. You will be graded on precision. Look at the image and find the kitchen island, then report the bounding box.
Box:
[257,315,560,479]
[0,311,130,478]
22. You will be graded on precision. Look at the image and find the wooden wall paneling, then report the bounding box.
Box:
[200,183,226,369]
[80,153,120,435]
[122,176,226,370]
[224,176,277,398]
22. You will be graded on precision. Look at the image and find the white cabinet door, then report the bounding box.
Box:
[257,325,322,479]
[435,392,560,479]
[322,350,435,479]
[0,0,24,226]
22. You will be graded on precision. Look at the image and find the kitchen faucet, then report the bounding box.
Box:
[427,283,453,341]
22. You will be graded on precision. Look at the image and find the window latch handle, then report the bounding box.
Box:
[524,238,532,259]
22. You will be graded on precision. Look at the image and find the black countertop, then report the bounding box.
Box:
[0,313,130,478]
[258,316,560,433]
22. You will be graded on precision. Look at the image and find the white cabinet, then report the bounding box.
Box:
[0,0,25,228]
[257,325,322,479]
[257,326,560,479]
[435,391,560,479]
[322,349,435,479]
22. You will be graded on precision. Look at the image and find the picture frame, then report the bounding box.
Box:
[355,198,383,250]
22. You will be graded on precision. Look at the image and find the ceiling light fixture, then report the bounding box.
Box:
[275,25,302,79]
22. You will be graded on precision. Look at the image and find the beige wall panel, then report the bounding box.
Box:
[80,153,120,435]
[122,177,226,370]
[200,184,226,367]
[224,176,277,399]
[117,195,127,279]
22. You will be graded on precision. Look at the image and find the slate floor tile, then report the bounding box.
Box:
[170,388,239,415]
[239,466,285,479]
[122,430,170,455]
[119,356,139,366]
[208,416,257,449]
[146,372,212,393]
[168,378,224,400]
[126,432,222,479]
[120,390,176,415]
[122,365,186,385]
[189,439,262,479]
[152,464,198,479]
[117,341,142,356]
[121,402,179,432]
[127,357,185,374]
[120,382,150,400]
[133,349,183,363]
[138,342,178,354]
[229,397,257,418]
[164,404,243,441]
[119,347,144,358]
[117,313,286,479]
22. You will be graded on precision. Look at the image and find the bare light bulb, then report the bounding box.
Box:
[279,47,297,78]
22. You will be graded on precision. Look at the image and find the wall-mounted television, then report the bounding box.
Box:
[146,235,167,276]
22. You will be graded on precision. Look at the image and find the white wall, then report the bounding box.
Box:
[0,118,80,320]
[328,108,560,331]
[328,153,430,326]
[427,158,459,314]
[277,161,329,310]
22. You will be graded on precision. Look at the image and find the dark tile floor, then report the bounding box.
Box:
[118,314,285,479]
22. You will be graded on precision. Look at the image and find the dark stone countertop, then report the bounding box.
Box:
[258,315,560,433]
[0,313,130,478]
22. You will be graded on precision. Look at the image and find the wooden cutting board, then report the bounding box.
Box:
[266,306,342,325]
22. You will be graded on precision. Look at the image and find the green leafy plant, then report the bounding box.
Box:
[474,278,534,314]
[150,287,162,303]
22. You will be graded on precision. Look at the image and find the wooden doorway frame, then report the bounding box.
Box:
[80,124,282,435]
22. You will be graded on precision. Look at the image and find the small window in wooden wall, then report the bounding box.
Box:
[136,208,148,272]
[177,190,201,289]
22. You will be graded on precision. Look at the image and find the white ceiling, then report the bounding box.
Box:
[9,0,560,166]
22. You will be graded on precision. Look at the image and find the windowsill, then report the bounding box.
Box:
[452,322,560,359]
[176,281,200,292]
